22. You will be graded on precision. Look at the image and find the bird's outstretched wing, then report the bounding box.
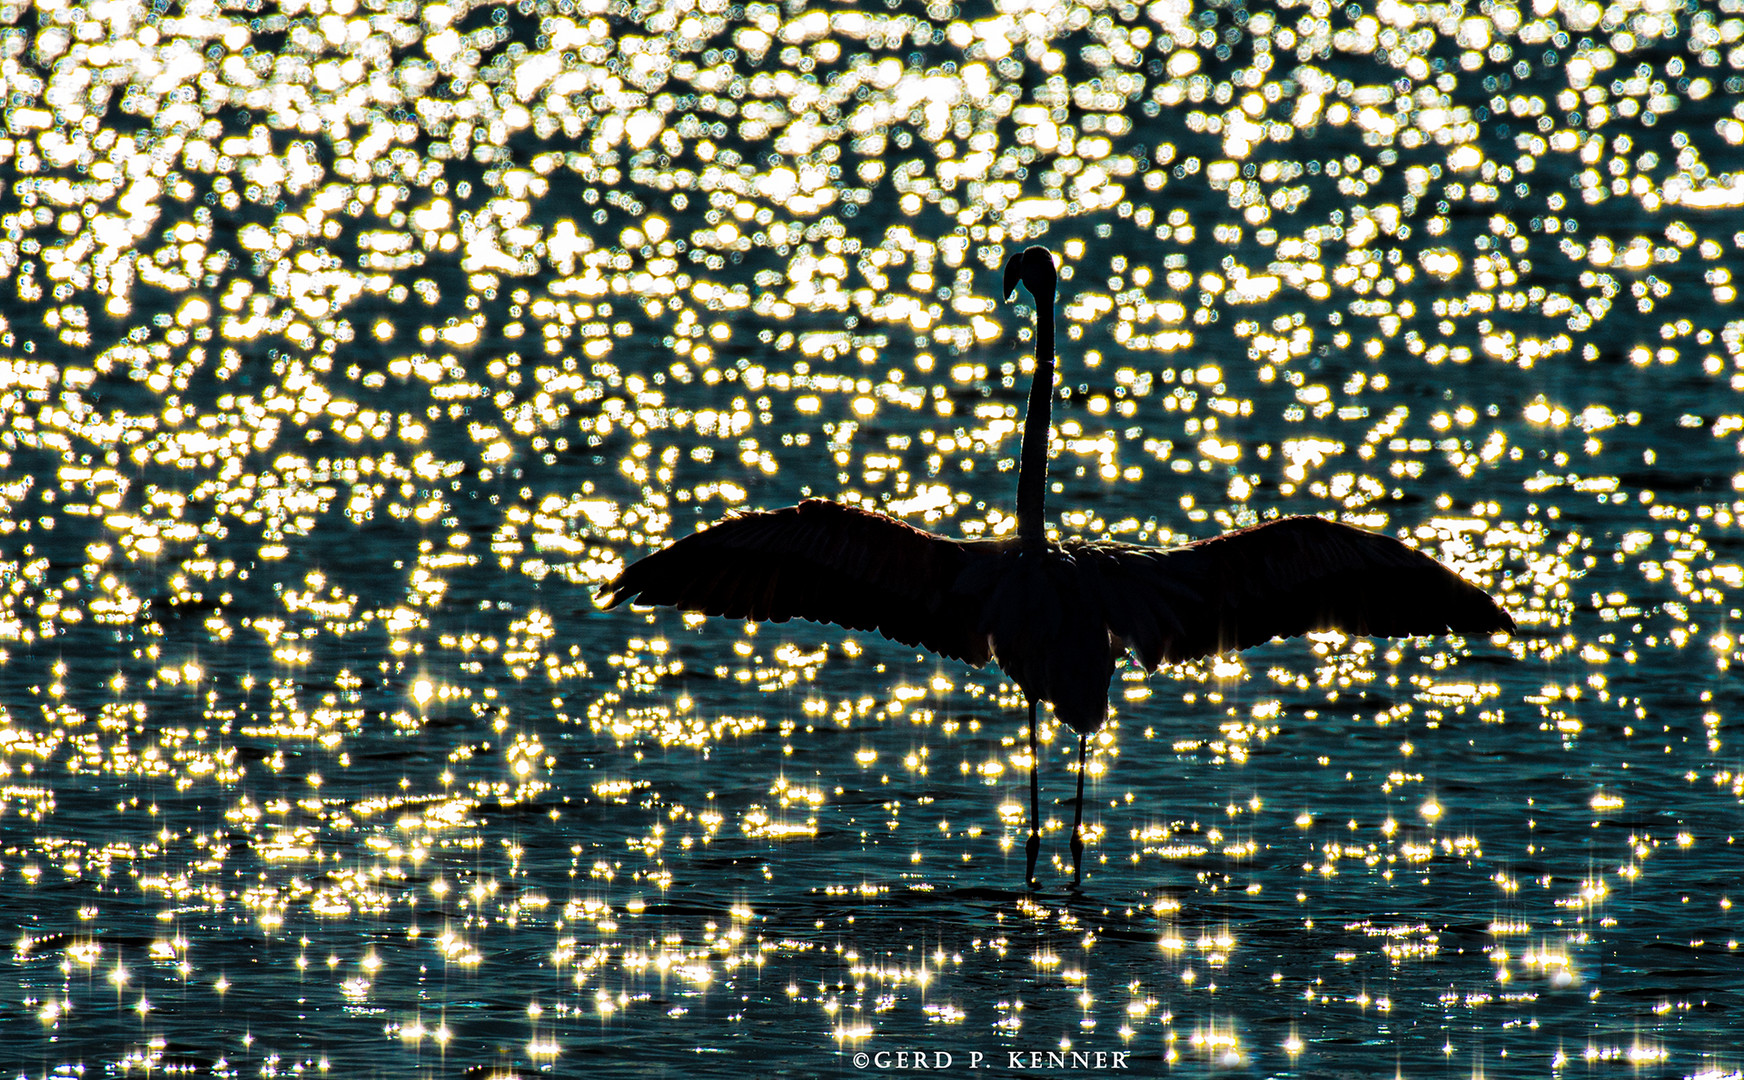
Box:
[599,499,997,665]
[1075,515,1514,668]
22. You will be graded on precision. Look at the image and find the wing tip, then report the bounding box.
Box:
[1485,604,1517,636]
[1456,578,1515,636]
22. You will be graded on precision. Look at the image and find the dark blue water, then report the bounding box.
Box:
[3,1,1743,1076]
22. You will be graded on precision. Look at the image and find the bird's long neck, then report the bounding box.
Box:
[1015,295,1054,553]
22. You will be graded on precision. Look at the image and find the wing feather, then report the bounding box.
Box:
[1079,515,1513,666]
[600,499,997,665]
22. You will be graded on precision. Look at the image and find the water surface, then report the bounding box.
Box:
[3,0,1743,1075]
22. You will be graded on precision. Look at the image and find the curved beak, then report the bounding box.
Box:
[1002,246,1057,304]
[1002,249,1026,301]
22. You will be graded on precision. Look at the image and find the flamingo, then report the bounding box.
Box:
[600,245,1513,887]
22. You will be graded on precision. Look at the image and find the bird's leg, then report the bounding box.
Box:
[1025,700,1041,888]
[1070,733,1087,887]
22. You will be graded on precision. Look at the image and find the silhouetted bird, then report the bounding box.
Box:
[602,245,1513,887]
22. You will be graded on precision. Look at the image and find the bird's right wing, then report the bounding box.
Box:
[598,499,997,665]
[1075,515,1514,668]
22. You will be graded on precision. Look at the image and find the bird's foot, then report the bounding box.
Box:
[1025,832,1041,889]
[1069,828,1084,888]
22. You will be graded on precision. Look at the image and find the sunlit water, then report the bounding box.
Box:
[2,0,1743,1075]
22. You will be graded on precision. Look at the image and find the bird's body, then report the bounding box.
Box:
[601,245,1514,887]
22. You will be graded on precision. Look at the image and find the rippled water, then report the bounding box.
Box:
[3,0,1744,1075]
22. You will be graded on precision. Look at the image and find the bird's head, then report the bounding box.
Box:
[1002,245,1057,305]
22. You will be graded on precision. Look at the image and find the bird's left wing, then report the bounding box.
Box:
[598,499,997,665]
[1073,514,1514,668]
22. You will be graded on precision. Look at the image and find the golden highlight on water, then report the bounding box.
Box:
[1,0,1741,1075]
